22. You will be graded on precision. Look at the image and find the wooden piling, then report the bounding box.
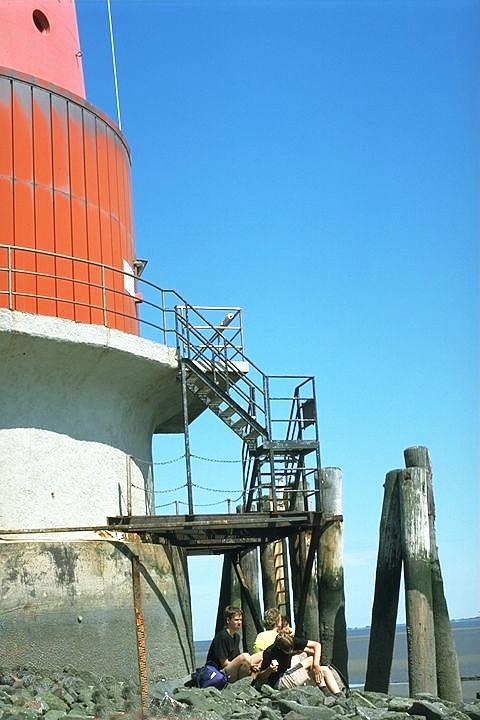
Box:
[236,548,263,652]
[365,470,403,692]
[287,474,318,637]
[399,466,437,696]
[318,467,348,680]
[215,552,241,632]
[260,542,277,611]
[404,447,462,703]
[289,531,319,637]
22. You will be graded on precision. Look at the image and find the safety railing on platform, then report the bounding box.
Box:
[1,243,321,514]
[0,243,244,349]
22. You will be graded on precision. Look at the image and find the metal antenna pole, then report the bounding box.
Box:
[106,0,122,130]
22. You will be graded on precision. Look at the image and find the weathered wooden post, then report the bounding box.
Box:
[215,552,241,632]
[292,530,320,638]
[260,543,277,611]
[289,499,319,639]
[236,548,263,652]
[365,470,403,692]
[404,447,462,703]
[399,466,437,695]
[318,467,348,681]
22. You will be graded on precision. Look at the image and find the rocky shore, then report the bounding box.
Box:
[1,667,479,720]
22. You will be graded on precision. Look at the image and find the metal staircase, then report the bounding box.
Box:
[173,305,321,517]
[182,357,265,447]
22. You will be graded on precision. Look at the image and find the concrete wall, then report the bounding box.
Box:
[0,310,183,528]
[0,539,194,678]
[0,309,197,676]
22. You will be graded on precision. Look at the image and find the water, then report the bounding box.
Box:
[194,618,480,701]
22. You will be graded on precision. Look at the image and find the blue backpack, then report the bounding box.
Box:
[192,663,229,690]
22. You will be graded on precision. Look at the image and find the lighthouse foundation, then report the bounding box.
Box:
[0,539,193,678]
[0,309,196,676]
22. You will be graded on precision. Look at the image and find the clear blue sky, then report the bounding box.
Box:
[77,0,479,639]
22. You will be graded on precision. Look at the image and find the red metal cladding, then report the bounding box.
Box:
[0,69,138,334]
[0,0,85,98]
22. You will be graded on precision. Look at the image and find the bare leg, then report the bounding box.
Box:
[224,653,252,682]
[296,658,342,693]
[277,656,313,688]
[250,651,263,668]
[319,666,341,694]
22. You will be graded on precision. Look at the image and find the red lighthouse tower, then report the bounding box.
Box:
[0,0,137,332]
[0,0,196,680]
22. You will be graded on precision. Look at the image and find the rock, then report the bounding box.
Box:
[354,709,411,720]
[259,706,283,720]
[43,711,67,720]
[349,693,379,709]
[463,705,480,720]
[408,701,450,720]
[273,699,339,719]
[36,693,68,713]
[389,699,415,713]
[361,693,391,708]
[8,664,479,720]
[275,687,324,707]
[283,712,305,720]
[450,712,474,720]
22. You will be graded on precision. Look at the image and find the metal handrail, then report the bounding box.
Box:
[0,243,242,347]
[1,242,322,512]
[0,241,271,428]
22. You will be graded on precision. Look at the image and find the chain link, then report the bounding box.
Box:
[191,453,241,464]
[132,453,241,466]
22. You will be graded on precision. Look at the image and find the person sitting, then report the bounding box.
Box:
[206,605,263,682]
[252,607,282,653]
[253,628,342,694]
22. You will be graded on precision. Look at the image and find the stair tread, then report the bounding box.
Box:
[218,407,236,419]
[230,418,248,430]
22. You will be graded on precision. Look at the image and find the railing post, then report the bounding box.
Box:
[126,455,133,516]
[311,377,322,512]
[7,246,13,310]
[161,289,167,345]
[101,264,107,326]
[179,359,194,515]
[184,306,190,359]
[264,375,277,510]
[239,309,244,354]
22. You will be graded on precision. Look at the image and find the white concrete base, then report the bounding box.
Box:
[0,310,189,529]
[0,310,200,676]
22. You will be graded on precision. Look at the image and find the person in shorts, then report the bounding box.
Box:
[206,605,263,682]
[254,628,342,694]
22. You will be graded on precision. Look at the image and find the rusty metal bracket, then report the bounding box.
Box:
[131,553,148,717]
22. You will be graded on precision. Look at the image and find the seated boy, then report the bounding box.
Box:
[254,628,342,694]
[206,605,263,682]
[252,607,282,653]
